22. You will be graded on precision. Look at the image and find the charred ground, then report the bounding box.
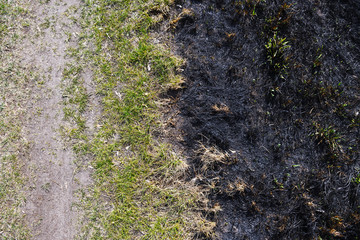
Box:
[165,0,360,239]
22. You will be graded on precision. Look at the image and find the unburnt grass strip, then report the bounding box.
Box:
[0,1,33,239]
[60,1,208,239]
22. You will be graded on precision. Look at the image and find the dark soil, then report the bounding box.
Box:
[166,0,360,239]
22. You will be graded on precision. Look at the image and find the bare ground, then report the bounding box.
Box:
[16,1,91,239]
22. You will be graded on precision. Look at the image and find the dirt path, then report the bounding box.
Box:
[17,1,90,239]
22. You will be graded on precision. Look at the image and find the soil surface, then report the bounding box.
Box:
[167,0,360,239]
[17,1,91,239]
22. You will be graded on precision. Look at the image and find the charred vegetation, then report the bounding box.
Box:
[166,0,360,238]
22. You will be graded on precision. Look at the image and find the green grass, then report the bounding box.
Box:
[312,123,343,155]
[61,1,206,239]
[265,32,291,76]
[0,1,32,239]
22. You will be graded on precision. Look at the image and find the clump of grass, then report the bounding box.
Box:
[265,32,291,76]
[224,179,247,196]
[196,143,235,172]
[311,123,343,155]
[262,2,293,88]
[62,0,205,239]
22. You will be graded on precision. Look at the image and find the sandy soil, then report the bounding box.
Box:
[17,1,91,239]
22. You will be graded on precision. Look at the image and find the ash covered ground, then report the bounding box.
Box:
[165,0,360,239]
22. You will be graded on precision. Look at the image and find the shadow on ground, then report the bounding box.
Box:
[165,0,360,239]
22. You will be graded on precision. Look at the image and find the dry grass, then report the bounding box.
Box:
[196,143,232,172]
[211,103,231,113]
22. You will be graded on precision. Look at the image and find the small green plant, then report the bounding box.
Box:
[313,48,323,68]
[235,0,265,16]
[273,177,284,189]
[265,32,291,76]
[334,103,349,118]
[352,173,360,184]
[312,123,343,154]
[312,46,323,75]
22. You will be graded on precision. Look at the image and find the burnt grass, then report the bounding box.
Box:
[161,0,360,239]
